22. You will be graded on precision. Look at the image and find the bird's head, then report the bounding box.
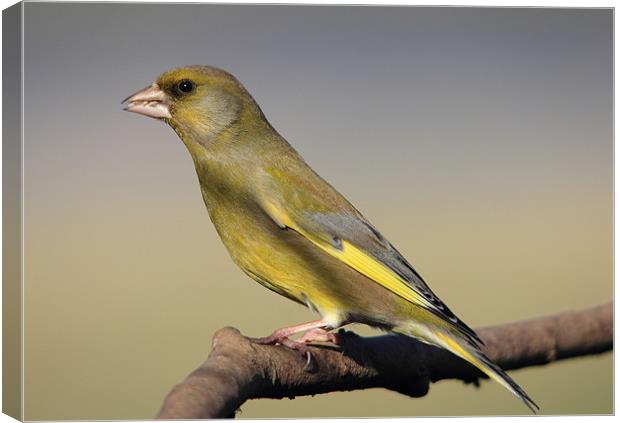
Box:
[123,65,260,147]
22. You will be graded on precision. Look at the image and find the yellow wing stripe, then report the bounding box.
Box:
[337,240,433,308]
[294,225,434,310]
[263,200,435,311]
[435,332,516,397]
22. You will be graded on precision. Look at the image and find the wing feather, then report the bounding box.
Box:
[258,167,483,346]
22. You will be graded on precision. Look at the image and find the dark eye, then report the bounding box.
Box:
[178,80,194,93]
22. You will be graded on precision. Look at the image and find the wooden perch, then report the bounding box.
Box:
[156,302,612,419]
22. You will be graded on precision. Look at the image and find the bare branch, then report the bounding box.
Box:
[156,302,612,419]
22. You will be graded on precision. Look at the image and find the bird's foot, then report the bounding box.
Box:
[249,320,340,368]
[250,319,330,346]
[279,338,313,368]
[297,327,342,346]
[250,331,293,346]
[250,334,313,367]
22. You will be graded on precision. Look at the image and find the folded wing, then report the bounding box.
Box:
[259,168,483,346]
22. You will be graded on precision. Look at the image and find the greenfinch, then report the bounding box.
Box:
[122,65,537,412]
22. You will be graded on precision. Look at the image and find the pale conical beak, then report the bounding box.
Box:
[122,83,172,119]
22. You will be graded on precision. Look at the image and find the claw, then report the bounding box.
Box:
[278,338,315,368]
[303,351,312,370]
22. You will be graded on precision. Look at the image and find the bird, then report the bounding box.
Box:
[122,65,538,412]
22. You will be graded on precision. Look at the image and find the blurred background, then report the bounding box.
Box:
[22,4,612,419]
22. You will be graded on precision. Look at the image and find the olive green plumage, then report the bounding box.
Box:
[123,65,537,412]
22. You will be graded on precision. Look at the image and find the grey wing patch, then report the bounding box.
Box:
[359,218,485,346]
[304,211,484,346]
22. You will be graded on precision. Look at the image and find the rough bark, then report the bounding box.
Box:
[156,302,612,419]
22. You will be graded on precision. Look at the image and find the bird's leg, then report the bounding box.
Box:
[250,320,332,367]
[297,327,342,345]
[251,319,344,355]
[251,320,330,345]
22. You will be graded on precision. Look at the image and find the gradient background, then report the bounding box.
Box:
[22,3,612,419]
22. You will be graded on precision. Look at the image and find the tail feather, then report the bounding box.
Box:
[473,349,539,413]
[399,325,539,413]
[435,331,539,413]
